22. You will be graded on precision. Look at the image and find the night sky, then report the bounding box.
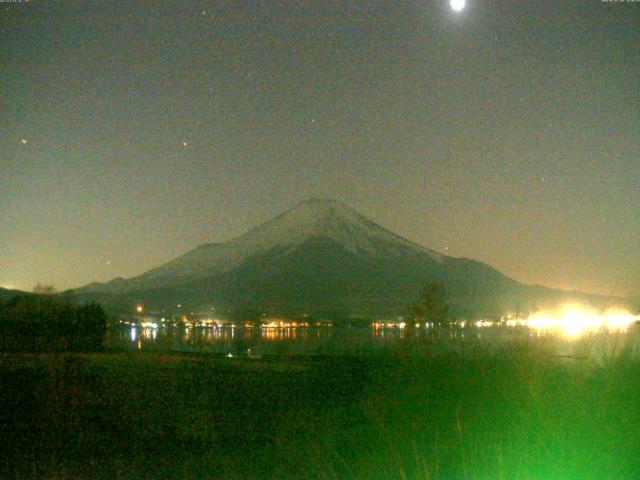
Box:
[1,1,638,296]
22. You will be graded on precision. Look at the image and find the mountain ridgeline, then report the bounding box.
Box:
[75,199,622,318]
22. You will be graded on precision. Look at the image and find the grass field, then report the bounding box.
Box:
[1,340,639,479]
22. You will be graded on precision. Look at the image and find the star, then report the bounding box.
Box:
[20,138,27,144]
[182,141,188,147]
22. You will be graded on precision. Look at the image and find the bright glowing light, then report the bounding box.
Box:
[136,305,143,313]
[475,320,493,328]
[450,0,466,12]
[604,309,638,332]
[559,308,599,337]
[525,304,639,337]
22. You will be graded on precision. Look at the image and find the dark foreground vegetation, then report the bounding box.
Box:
[0,295,106,352]
[1,343,639,479]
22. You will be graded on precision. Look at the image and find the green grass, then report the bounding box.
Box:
[1,342,639,479]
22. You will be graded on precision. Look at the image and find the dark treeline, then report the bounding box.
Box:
[0,295,107,352]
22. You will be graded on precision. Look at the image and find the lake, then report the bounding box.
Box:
[108,321,640,360]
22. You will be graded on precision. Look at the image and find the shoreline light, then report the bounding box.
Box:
[525,305,638,338]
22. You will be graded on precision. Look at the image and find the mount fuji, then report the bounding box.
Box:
[76,199,618,318]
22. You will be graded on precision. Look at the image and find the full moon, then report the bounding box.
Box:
[450,0,466,12]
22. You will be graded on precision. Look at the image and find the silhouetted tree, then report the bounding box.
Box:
[74,303,107,351]
[0,295,107,352]
[411,282,450,325]
[33,283,56,295]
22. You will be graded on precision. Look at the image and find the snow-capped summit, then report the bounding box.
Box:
[234,198,442,258]
[125,198,442,286]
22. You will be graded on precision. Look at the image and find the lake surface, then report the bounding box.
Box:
[108,322,640,360]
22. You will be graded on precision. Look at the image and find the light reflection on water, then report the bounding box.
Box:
[110,322,640,360]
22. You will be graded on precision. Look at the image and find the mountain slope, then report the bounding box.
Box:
[0,287,31,301]
[76,199,621,317]
[133,198,443,287]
